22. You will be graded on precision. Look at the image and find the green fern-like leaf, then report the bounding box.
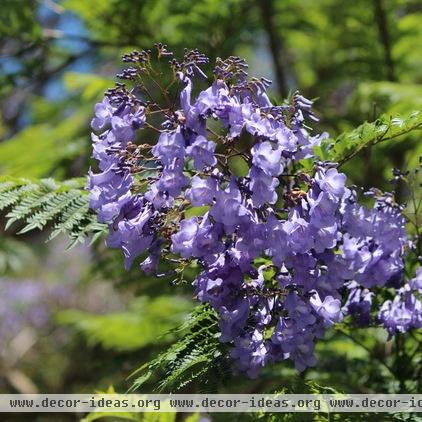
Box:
[0,176,107,246]
[315,110,422,166]
[131,304,227,393]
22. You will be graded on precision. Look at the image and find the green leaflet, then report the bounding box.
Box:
[315,110,422,166]
[130,304,226,393]
[0,176,107,247]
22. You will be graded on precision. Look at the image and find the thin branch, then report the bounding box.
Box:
[373,0,397,82]
[257,0,289,98]
[338,119,422,167]
[337,327,396,378]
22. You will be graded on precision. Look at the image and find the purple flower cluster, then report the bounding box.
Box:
[88,95,156,270]
[378,268,422,336]
[88,47,419,377]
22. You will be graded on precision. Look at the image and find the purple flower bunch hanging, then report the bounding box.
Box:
[88,45,421,377]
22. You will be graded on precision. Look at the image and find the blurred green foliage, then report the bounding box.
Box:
[81,410,200,422]
[57,296,192,351]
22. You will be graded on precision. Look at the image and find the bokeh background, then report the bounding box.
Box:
[0,0,422,420]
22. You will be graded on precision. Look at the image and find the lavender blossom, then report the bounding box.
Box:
[88,47,413,377]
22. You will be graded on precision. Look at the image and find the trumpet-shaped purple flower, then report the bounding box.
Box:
[88,168,132,222]
[153,130,186,165]
[310,292,343,326]
[410,267,422,293]
[379,294,413,336]
[158,165,189,197]
[316,168,346,199]
[186,135,217,170]
[251,141,283,176]
[91,97,115,131]
[186,175,217,206]
[343,282,373,326]
[210,180,251,230]
[248,166,279,207]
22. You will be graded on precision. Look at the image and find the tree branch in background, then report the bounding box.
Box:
[257,0,288,98]
[373,0,397,82]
